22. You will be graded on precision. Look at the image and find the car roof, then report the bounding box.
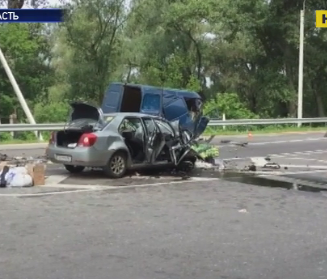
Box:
[103,112,161,119]
[110,82,201,99]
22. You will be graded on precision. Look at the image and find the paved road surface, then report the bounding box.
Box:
[1,179,327,279]
[1,132,326,159]
[2,131,327,180]
[1,132,327,278]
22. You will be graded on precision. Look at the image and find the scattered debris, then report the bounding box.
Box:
[250,157,269,167]
[0,162,46,187]
[238,209,248,213]
[264,162,281,169]
[248,164,256,171]
[0,153,8,161]
[235,142,248,147]
[195,161,215,169]
[198,135,215,143]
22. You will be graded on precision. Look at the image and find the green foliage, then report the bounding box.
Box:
[34,101,70,123]
[192,143,219,158]
[0,132,13,142]
[204,93,257,119]
[0,23,54,119]
[2,0,327,132]
[15,131,37,141]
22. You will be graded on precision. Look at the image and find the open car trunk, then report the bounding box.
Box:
[56,102,103,148]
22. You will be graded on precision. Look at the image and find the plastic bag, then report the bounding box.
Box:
[5,167,32,187]
[9,174,33,187]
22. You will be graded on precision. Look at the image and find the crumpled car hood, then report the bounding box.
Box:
[170,118,219,161]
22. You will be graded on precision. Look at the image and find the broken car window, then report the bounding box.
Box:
[143,118,156,135]
[119,118,140,132]
[142,94,160,111]
[154,120,174,135]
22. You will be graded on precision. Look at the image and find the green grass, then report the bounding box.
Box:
[0,125,326,145]
[0,139,46,145]
[203,125,327,135]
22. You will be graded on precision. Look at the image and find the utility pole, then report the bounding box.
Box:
[2,0,43,140]
[0,48,42,140]
[297,1,305,127]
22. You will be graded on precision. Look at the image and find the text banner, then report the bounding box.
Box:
[0,9,64,23]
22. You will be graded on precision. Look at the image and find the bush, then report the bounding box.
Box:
[15,131,37,141]
[34,101,70,123]
[204,92,257,119]
[0,132,13,142]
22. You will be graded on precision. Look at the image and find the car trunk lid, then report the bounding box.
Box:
[53,102,104,148]
[66,102,104,130]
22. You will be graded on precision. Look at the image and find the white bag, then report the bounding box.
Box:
[9,174,33,187]
[5,167,33,187]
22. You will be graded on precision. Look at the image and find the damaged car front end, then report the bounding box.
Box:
[46,102,218,178]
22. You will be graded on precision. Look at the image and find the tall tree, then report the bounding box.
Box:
[51,0,127,104]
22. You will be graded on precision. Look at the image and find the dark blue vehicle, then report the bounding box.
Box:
[100,82,209,138]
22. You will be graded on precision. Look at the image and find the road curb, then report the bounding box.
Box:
[0,143,48,150]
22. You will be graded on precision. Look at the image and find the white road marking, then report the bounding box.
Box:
[245,138,326,146]
[218,137,327,148]
[45,174,69,185]
[0,189,96,197]
[268,149,327,158]
[42,184,100,189]
[223,157,252,161]
[278,164,327,169]
[0,177,219,197]
[49,177,219,189]
[256,169,327,176]
[276,157,327,163]
[268,155,285,158]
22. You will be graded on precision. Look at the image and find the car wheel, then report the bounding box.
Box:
[177,160,194,172]
[64,165,85,173]
[103,151,127,178]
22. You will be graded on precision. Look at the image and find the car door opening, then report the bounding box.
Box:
[120,85,142,112]
[118,118,146,162]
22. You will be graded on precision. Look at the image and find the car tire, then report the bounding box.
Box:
[103,151,127,178]
[64,165,85,173]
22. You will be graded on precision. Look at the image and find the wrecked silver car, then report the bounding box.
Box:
[46,102,212,178]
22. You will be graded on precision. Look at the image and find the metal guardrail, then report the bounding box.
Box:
[0,123,66,132]
[0,118,326,132]
[207,117,327,126]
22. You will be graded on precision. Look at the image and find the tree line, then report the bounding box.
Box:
[1,0,327,123]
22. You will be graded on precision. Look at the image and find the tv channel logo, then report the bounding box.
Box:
[316,10,327,27]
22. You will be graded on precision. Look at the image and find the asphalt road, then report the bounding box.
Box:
[1,131,327,179]
[1,132,327,278]
[1,131,326,159]
[217,132,327,159]
[1,179,327,279]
